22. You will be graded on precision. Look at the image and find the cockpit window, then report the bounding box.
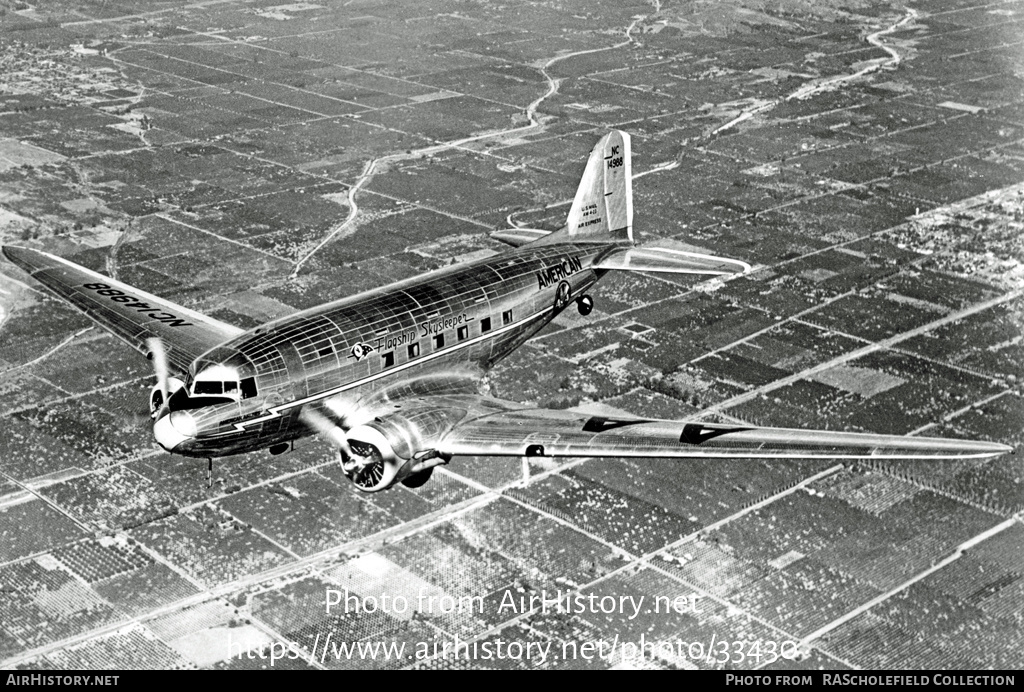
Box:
[168,387,233,412]
[191,365,241,399]
[194,380,225,395]
[241,377,258,399]
[167,365,258,413]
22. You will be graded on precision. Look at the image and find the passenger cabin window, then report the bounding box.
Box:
[480,317,491,333]
[433,334,445,349]
[502,310,513,325]
[457,325,469,341]
[408,343,420,358]
[382,352,395,368]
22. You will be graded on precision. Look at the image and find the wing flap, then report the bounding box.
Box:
[3,245,243,372]
[439,407,1010,460]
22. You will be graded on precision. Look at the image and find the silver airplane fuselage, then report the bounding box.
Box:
[155,240,614,457]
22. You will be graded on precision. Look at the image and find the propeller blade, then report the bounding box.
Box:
[146,337,169,414]
[299,406,362,465]
[321,398,354,428]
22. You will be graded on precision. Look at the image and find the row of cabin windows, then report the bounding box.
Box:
[378,310,513,369]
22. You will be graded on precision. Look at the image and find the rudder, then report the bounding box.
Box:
[565,130,633,243]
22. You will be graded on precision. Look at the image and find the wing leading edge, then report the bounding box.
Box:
[2,245,243,372]
[437,405,1011,461]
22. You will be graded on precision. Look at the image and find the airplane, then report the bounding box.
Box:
[1,130,1011,492]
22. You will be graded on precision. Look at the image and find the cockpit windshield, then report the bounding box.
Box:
[191,364,240,397]
[168,365,258,412]
[193,379,238,396]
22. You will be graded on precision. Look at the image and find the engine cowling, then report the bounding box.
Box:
[339,409,457,492]
[149,377,184,418]
[342,424,411,492]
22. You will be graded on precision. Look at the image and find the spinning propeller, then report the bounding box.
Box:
[146,337,170,419]
[299,406,381,485]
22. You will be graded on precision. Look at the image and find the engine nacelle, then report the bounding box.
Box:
[150,377,185,418]
[340,411,454,492]
[342,424,410,492]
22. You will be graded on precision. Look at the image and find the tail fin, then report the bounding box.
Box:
[491,130,634,248]
[565,130,633,242]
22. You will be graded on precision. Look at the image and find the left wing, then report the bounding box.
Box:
[434,400,1010,461]
[2,245,243,372]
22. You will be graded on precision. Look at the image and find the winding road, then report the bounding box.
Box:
[289,13,652,277]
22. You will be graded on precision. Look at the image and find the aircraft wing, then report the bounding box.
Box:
[434,401,1011,461]
[2,245,243,373]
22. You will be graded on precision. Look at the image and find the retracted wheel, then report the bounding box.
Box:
[401,467,434,488]
[576,294,594,316]
[555,281,571,309]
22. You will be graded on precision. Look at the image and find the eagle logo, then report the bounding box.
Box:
[349,342,375,361]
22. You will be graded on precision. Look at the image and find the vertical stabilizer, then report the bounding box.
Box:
[565,130,633,242]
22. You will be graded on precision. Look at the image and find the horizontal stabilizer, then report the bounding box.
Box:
[490,228,552,248]
[594,246,751,276]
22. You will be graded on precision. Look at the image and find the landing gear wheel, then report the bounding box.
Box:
[576,294,594,316]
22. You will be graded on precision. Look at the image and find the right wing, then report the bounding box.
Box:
[434,400,1011,461]
[299,388,1010,493]
[2,245,243,372]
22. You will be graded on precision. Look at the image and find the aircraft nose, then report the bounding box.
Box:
[153,411,197,452]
